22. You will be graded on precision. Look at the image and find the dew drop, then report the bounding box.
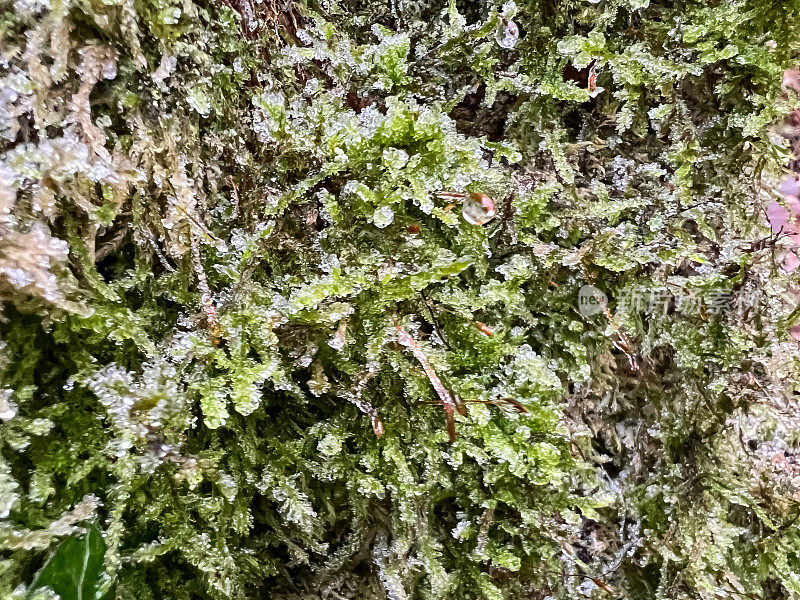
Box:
[497,21,519,49]
[462,193,495,225]
[372,206,395,228]
[0,389,17,421]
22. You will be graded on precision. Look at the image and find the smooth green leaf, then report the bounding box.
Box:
[28,525,106,600]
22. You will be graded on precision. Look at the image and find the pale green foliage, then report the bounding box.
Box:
[1,0,800,598]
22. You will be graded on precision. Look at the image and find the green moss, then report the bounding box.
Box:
[2,0,800,598]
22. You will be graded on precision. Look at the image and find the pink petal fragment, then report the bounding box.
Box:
[784,68,800,91]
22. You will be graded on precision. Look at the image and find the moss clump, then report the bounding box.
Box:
[2,0,800,598]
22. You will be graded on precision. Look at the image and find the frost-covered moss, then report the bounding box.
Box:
[2,0,800,598]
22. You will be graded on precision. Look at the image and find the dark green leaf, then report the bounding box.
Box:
[28,524,106,600]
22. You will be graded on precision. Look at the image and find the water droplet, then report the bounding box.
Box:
[317,433,342,457]
[461,193,495,225]
[218,473,238,500]
[0,389,17,421]
[497,21,519,49]
[372,206,395,228]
